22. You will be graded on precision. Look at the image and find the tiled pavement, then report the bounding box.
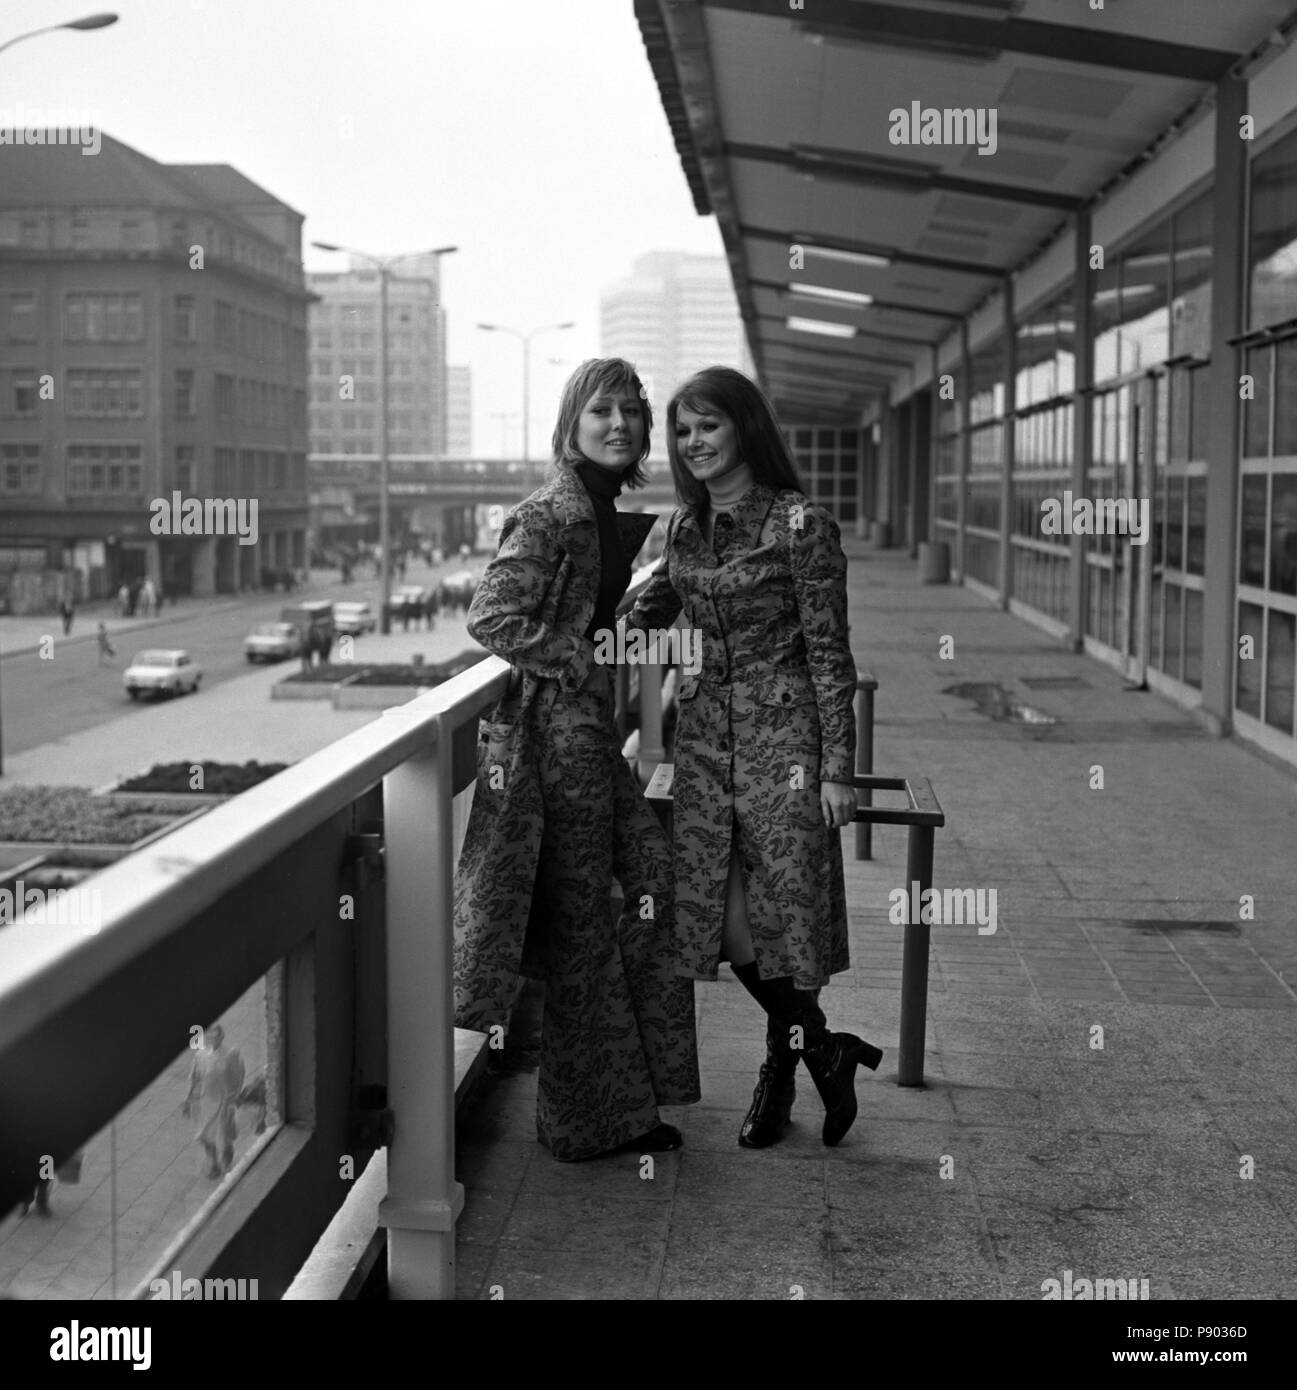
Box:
[451,538,1297,1300]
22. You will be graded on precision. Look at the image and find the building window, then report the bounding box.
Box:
[174,369,197,417]
[65,293,144,343]
[174,295,197,343]
[214,447,236,492]
[215,373,235,416]
[174,445,196,493]
[1,443,42,493]
[122,220,142,250]
[71,218,91,250]
[65,368,144,418]
[215,300,237,351]
[19,218,40,248]
[2,291,39,342]
[6,369,39,417]
[66,444,144,495]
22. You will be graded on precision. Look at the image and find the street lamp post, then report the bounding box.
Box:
[312,242,457,633]
[476,321,574,463]
[0,12,118,57]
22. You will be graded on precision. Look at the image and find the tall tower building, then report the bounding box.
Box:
[447,364,472,456]
[307,257,448,460]
[600,251,752,453]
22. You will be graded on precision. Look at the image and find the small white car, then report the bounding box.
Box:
[244,621,302,663]
[332,601,377,636]
[124,649,202,700]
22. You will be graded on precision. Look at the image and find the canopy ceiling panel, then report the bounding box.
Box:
[637,0,1297,408]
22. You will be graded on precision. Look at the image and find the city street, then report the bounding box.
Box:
[0,558,475,759]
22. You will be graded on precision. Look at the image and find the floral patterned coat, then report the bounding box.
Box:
[452,466,658,1029]
[625,484,857,990]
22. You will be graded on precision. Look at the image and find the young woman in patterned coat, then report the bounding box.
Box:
[625,366,881,1149]
[453,358,700,1161]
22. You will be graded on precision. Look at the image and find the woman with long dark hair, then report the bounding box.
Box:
[625,365,880,1149]
[453,358,700,1161]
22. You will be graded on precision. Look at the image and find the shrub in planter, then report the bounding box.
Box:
[0,786,179,844]
[347,652,484,687]
[116,760,289,795]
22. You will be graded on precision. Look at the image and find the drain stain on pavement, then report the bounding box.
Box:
[942,681,1059,726]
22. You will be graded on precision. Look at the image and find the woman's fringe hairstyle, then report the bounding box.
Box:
[665,366,805,508]
[551,357,653,489]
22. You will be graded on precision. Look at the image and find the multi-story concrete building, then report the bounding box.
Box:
[307,260,448,463]
[0,133,312,610]
[447,364,472,457]
[600,250,752,453]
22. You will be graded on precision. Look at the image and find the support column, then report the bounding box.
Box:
[997,279,1016,607]
[1201,75,1248,735]
[906,393,920,554]
[1069,210,1095,650]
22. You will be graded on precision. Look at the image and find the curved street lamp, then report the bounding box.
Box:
[476,321,574,464]
[311,241,458,632]
[0,12,118,58]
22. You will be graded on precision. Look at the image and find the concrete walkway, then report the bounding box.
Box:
[452,539,1297,1300]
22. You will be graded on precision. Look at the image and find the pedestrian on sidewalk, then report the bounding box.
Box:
[59,597,75,636]
[454,357,700,1162]
[139,578,156,617]
[117,583,131,617]
[96,622,115,664]
[182,1024,245,1179]
[625,365,881,1151]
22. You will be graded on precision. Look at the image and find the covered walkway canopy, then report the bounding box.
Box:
[637,0,1297,769]
[636,0,1296,420]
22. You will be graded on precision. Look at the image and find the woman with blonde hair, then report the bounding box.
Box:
[454,358,699,1161]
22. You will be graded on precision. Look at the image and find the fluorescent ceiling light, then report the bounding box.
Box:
[786,316,857,339]
[790,283,874,307]
[799,242,893,270]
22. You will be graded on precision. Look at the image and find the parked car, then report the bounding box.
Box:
[332,600,377,636]
[244,621,302,663]
[124,649,202,700]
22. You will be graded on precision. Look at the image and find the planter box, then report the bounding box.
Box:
[272,677,341,701]
[91,787,231,808]
[333,681,433,710]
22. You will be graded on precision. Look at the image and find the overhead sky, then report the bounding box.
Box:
[1,0,727,457]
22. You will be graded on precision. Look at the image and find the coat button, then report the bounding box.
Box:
[782,692,792,703]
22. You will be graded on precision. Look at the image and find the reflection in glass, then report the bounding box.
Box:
[1271,475,1297,596]
[1244,345,1272,458]
[1249,127,1297,331]
[1166,475,1185,570]
[1186,476,1206,576]
[1184,589,1204,690]
[1171,191,1213,358]
[1189,365,1212,463]
[1276,339,1297,457]
[1266,610,1295,734]
[1165,583,1182,681]
[1240,475,1268,587]
[0,971,282,1300]
[1169,366,1191,464]
[1151,576,1164,670]
[1236,602,1264,717]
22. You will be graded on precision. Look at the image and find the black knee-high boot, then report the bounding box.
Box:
[734,964,883,1146]
[732,962,798,1148]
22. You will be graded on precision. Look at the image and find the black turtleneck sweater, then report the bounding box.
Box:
[575,459,632,641]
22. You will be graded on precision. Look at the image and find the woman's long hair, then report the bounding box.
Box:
[666,366,805,509]
[550,357,653,489]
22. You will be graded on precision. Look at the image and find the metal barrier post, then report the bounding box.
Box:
[898,821,936,1087]
[637,663,666,784]
[853,672,877,861]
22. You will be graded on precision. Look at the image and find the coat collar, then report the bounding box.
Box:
[680,482,780,550]
[535,463,659,565]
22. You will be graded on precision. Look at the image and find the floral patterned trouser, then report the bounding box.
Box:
[531,668,700,1160]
